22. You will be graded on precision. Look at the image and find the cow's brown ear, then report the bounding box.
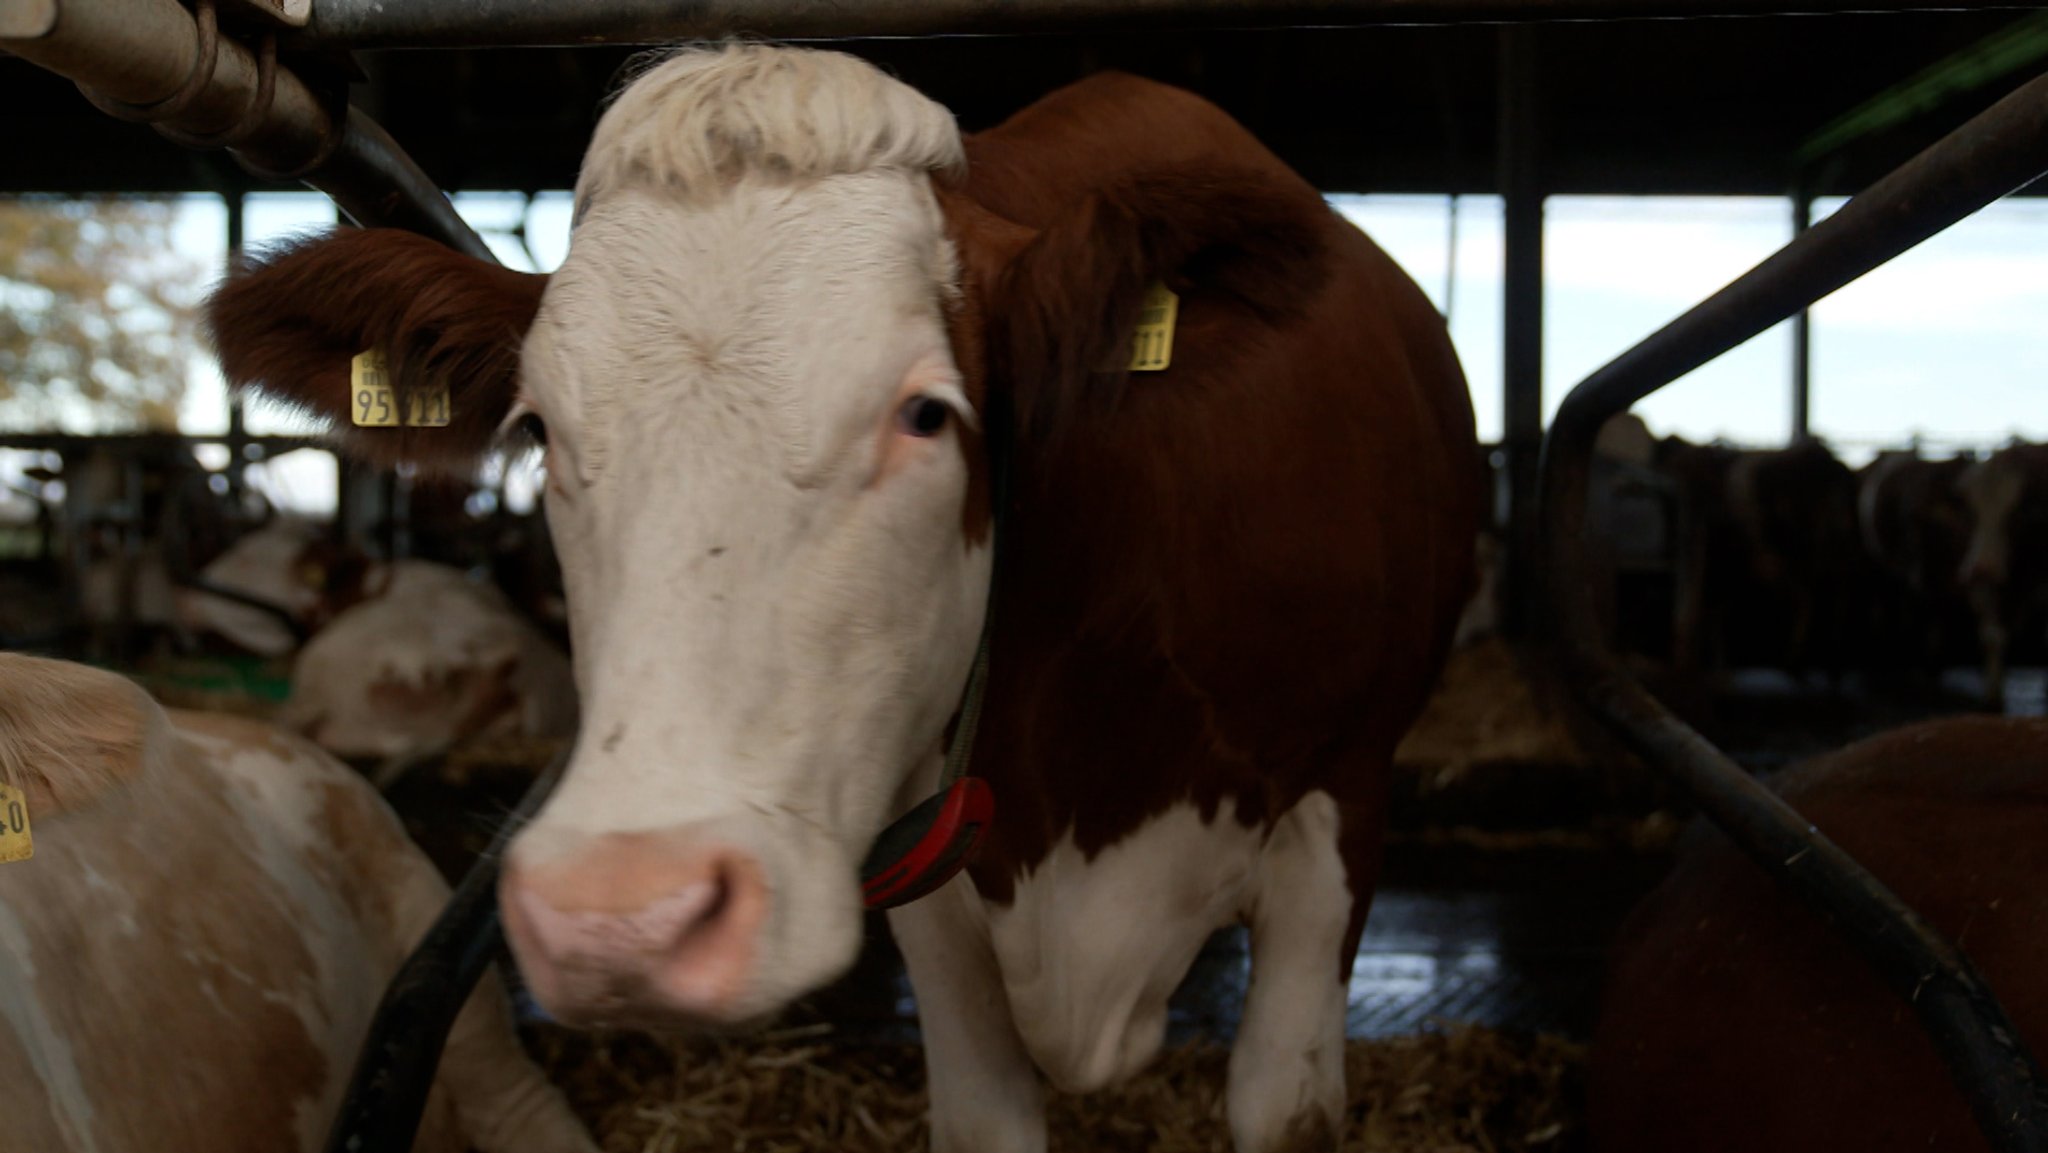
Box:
[986,164,1330,447]
[207,229,545,477]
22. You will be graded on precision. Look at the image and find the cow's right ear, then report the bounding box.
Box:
[207,228,546,476]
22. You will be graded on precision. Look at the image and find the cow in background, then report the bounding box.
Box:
[1662,437,1869,680]
[279,560,577,772]
[0,653,595,1153]
[1957,441,2048,711]
[1590,715,2048,1153]
[35,440,245,658]
[177,517,380,656]
[208,45,1477,1151]
[1856,449,1976,681]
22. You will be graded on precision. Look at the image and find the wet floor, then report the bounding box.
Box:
[763,844,1671,1048]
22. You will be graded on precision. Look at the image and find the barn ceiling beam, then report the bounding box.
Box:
[292,0,2046,49]
[1796,6,2048,166]
[1,0,491,261]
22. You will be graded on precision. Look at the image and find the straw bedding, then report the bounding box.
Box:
[530,1023,1586,1153]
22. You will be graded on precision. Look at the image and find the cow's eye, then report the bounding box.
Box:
[897,396,951,438]
[516,412,549,449]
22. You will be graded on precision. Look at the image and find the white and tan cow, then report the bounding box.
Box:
[208,45,1478,1153]
[0,653,595,1153]
[176,517,369,657]
[280,559,578,766]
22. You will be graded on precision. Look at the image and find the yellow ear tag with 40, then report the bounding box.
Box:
[351,349,451,428]
[1127,282,1180,373]
[0,781,33,863]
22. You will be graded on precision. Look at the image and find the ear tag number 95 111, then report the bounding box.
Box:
[351,349,451,428]
[0,781,33,863]
[1127,282,1180,373]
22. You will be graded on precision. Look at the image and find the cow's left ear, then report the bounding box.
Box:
[207,228,545,477]
[983,163,1331,445]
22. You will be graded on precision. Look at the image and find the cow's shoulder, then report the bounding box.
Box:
[961,70,1312,227]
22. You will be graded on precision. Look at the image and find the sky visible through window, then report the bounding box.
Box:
[8,188,2044,513]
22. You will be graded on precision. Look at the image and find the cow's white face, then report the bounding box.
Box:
[497,169,993,1027]
[1959,454,2026,590]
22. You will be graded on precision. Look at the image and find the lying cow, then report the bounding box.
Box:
[209,45,1477,1152]
[0,653,594,1153]
[280,559,578,769]
[178,517,378,656]
[1589,714,2048,1153]
[1957,442,2048,711]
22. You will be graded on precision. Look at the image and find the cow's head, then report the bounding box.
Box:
[1957,446,2048,592]
[209,44,1319,1028]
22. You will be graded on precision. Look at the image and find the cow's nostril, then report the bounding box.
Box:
[499,834,770,1024]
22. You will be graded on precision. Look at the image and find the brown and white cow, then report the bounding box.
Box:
[0,653,595,1153]
[1589,715,2048,1153]
[1662,437,1869,678]
[1957,442,2048,711]
[177,517,379,656]
[279,559,578,768]
[206,45,1477,1152]
[1857,449,1975,679]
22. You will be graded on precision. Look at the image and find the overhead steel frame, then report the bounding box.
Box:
[5,2,2048,1150]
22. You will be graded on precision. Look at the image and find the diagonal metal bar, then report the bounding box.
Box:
[2,0,490,261]
[1539,71,2048,1153]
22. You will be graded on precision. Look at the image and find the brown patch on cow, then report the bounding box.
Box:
[0,652,166,817]
[208,228,545,477]
[941,73,1476,906]
[0,726,335,1153]
[168,706,308,761]
[295,534,381,629]
[1590,716,2048,1153]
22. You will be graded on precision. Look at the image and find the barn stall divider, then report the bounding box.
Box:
[4,1,2047,1150]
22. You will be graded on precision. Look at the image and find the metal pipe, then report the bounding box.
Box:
[294,0,2047,47]
[1,0,490,261]
[1790,188,1813,440]
[1498,25,1544,636]
[1539,71,2048,1153]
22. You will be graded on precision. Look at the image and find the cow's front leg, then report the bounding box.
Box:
[1228,792,1353,1153]
[890,875,1047,1153]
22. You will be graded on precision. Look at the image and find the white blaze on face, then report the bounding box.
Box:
[1959,455,2027,590]
[498,47,990,1028]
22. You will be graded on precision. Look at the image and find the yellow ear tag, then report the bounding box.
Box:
[0,781,33,864]
[1127,282,1180,373]
[350,349,451,428]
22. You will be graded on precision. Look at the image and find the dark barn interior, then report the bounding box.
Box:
[4,4,2048,1150]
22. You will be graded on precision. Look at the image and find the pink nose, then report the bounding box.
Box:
[500,831,769,1025]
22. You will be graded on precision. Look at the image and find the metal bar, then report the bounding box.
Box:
[1539,71,2048,1153]
[1498,24,1544,635]
[225,190,250,499]
[1790,188,1813,440]
[322,750,567,1153]
[1,0,490,261]
[295,0,2048,48]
